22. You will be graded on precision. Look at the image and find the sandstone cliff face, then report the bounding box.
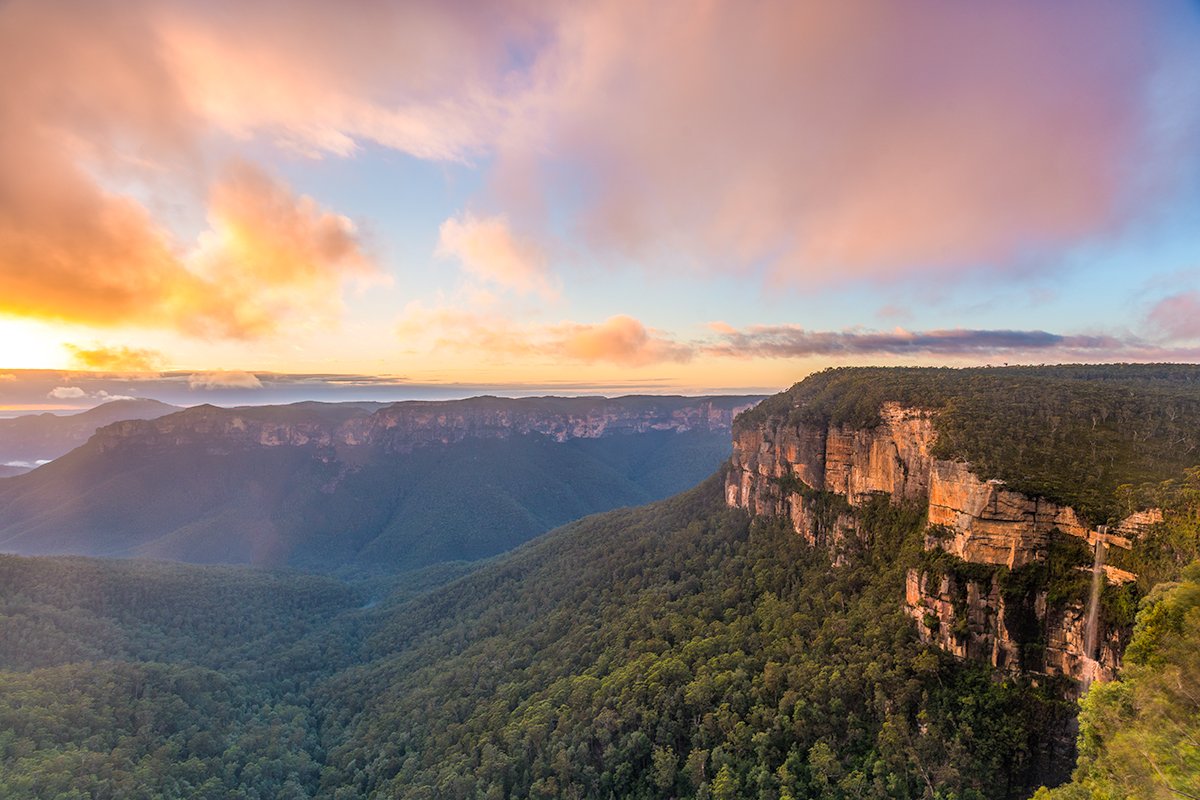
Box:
[726,401,1152,685]
[342,397,756,452]
[94,396,761,455]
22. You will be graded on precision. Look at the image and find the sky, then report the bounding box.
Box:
[2,0,1200,412]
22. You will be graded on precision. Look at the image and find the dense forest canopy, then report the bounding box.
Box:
[1,366,1198,798]
[739,364,1200,524]
[1,476,1080,799]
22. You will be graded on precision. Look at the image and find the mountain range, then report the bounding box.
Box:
[0,368,1197,798]
[0,398,178,476]
[0,394,761,575]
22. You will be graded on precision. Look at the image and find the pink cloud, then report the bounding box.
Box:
[437,212,558,299]
[494,0,1175,282]
[1145,290,1200,342]
[0,0,1192,334]
[554,315,692,367]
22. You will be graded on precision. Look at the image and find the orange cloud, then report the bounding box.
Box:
[554,315,692,367]
[396,303,541,361]
[64,343,167,372]
[437,213,558,299]
[183,160,380,338]
[0,3,379,339]
[397,305,690,368]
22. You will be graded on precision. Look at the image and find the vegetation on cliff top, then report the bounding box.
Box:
[737,365,1200,524]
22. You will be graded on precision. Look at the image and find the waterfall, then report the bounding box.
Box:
[1081,527,1107,690]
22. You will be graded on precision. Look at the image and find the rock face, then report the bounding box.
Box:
[95,396,762,455]
[726,401,1154,686]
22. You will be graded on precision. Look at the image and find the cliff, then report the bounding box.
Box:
[726,401,1155,686]
[94,395,761,455]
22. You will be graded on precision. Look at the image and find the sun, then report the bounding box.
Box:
[0,318,74,369]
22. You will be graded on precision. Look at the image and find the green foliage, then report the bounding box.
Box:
[0,555,361,675]
[0,662,321,800]
[312,475,1074,799]
[1035,563,1200,800]
[738,365,1200,524]
[0,556,372,799]
[1109,466,1200,590]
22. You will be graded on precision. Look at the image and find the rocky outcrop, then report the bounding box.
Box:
[905,567,1126,684]
[727,404,935,513]
[94,395,763,455]
[726,401,1155,686]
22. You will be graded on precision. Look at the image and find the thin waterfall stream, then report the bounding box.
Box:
[1081,527,1107,689]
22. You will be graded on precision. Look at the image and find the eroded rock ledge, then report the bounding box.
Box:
[726,402,1156,684]
[93,396,762,456]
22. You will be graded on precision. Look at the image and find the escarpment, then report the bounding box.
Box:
[726,401,1155,686]
[94,396,761,455]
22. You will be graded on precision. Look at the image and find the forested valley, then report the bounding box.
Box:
[2,366,1199,799]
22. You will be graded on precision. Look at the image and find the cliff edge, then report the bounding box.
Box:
[726,400,1154,685]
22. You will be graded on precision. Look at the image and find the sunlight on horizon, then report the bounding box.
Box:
[0,319,72,370]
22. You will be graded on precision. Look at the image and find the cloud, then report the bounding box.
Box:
[1145,290,1200,342]
[501,0,1182,282]
[554,315,692,367]
[182,160,380,338]
[188,371,264,390]
[437,212,558,299]
[64,343,167,371]
[1,0,1194,336]
[397,305,690,367]
[702,324,1127,360]
[0,2,380,339]
[155,0,533,161]
[876,305,912,322]
[49,386,87,399]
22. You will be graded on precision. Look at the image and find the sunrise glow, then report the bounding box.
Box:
[0,0,1198,408]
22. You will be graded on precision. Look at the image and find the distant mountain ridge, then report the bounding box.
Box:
[0,398,178,475]
[0,394,762,574]
[91,395,758,454]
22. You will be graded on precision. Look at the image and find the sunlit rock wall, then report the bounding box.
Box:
[726,400,1156,684]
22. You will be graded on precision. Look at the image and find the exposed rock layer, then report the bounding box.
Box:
[726,402,1155,685]
[95,396,762,455]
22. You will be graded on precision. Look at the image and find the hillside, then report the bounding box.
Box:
[0,398,179,473]
[0,368,1197,799]
[0,395,760,575]
[0,474,1081,800]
